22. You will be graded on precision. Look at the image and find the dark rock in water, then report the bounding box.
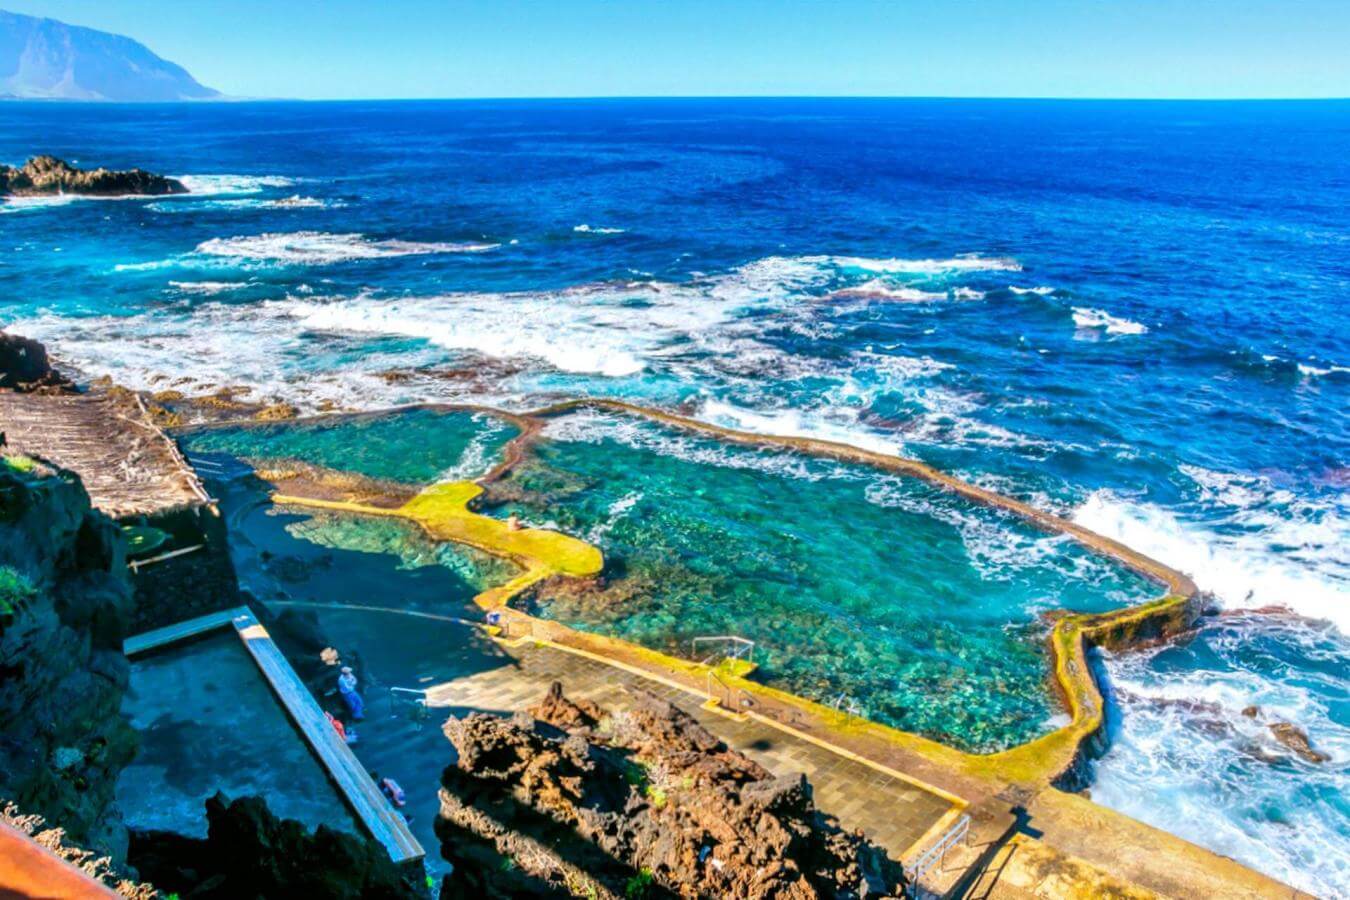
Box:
[129,792,427,899]
[0,155,187,197]
[1268,721,1330,765]
[436,686,907,899]
[0,331,75,392]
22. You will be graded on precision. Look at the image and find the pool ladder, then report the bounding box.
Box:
[690,634,755,666]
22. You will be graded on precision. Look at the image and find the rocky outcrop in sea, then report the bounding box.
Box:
[436,683,906,898]
[0,330,75,392]
[0,155,187,197]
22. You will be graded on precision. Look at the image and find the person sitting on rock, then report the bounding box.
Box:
[337,665,365,720]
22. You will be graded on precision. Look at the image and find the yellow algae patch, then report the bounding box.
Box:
[272,480,602,610]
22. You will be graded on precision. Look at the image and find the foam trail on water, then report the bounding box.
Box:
[195,231,499,264]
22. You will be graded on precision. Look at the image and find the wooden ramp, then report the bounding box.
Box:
[0,390,209,518]
[124,607,424,865]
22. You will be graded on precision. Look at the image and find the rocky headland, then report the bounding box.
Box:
[1,155,187,197]
[436,682,906,898]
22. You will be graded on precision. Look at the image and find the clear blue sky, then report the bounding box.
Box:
[8,0,1349,99]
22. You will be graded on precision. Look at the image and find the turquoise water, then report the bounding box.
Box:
[181,407,517,484]
[493,412,1154,752]
[25,99,1342,887]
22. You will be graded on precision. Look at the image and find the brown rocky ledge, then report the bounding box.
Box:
[436,683,905,899]
[1,155,187,197]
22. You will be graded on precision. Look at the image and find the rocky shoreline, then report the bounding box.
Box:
[437,683,907,898]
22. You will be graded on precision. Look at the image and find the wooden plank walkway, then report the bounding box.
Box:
[0,390,208,518]
[123,607,240,657]
[121,607,424,865]
[230,610,423,865]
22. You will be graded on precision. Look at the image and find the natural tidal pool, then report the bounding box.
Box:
[180,406,518,484]
[493,412,1157,752]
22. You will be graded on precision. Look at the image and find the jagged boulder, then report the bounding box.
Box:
[0,155,187,197]
[128,793,427,899]
[0,331,74,392]
[437,687,906,899]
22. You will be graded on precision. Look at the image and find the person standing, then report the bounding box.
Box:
[337,665,365,720]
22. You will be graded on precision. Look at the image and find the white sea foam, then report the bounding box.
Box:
[824,254,1022,274]
[149,195,338,213]
[1009,285,1055,295]
[195,231,498,264]
[1092,625,1350,898]
[1072,484,1349,631]
[0,195,78,213]
[541,410,833,481]
[167,280,251,295]
[827,280,947,303]
[175,174,297,195]
[1297,361,1350,378]
[1071,306,1148,335]
[573,223,626,234]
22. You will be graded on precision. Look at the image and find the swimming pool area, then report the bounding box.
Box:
[181,405,1160,754]
[118,629,360,839]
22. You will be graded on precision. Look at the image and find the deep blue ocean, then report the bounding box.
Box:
[2,99,1346,893]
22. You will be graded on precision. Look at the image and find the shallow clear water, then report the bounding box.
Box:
[181,407,517,483]
[494,412,1154,752]
[4,98,1347,888]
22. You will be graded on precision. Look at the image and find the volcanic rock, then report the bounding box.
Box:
[436,686,906,899]
[1,155,187,197]
[0,331,75,392]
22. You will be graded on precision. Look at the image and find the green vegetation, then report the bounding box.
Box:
[121,525,169,558]
[2,454,36,474]
[0,566,35,619]
[624,868,655,899]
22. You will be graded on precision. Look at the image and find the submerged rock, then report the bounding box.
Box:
[1,155,188,197]
[437,686,906,899]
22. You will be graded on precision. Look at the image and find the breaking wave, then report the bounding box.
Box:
[1072,306,1148,335]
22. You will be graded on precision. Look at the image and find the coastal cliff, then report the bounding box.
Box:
[1,156,187,197]
[0,457,138,859]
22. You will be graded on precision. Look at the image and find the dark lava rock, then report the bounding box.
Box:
[437,686,906,899]
[0,331,75,392]
[129,792,427,899]
[1,155,187,197]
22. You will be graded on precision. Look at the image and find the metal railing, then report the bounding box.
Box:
[690,634,755,666]
[828,692,865,721]
[388,686,430,723]
[908,813,970,897]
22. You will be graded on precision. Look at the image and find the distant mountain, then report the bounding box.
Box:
[0,9,219,101]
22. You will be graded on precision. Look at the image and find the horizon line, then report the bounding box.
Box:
[4,93,1350,105]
